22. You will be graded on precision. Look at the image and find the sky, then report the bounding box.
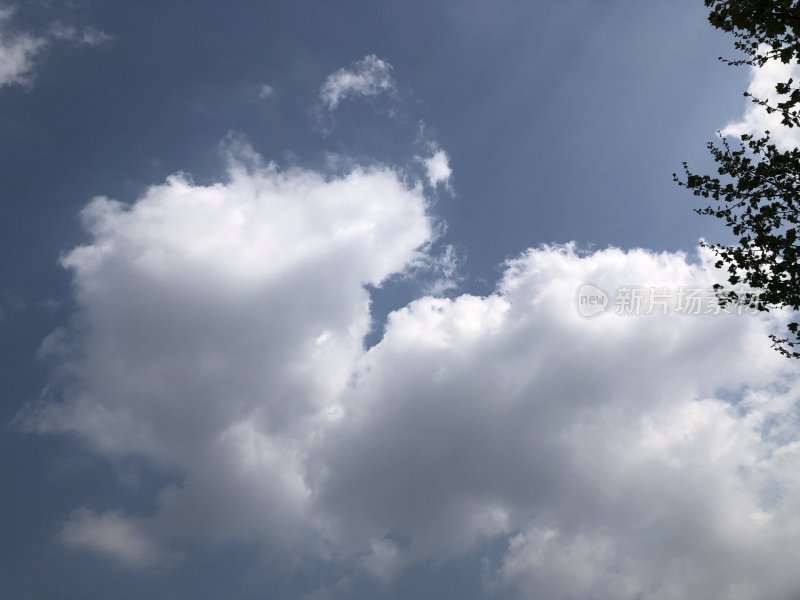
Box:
[1,1,800,599]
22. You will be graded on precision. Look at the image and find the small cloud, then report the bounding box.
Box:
[427,244,461,294]
[258,83,274,100]
[0,10,111,89]
[420,148,452,187]
[0,9,47,87]
[49,21,113,46]
[80,28,112,46]
[61,508,172,570]
[414,122,453,188]
[412,243,463,296]
[320,54,395,110]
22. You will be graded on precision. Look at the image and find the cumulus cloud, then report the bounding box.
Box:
[0,8,110,89]
[320,54,395,110]
[313,246,799,594]
[18,140,800,598]
[484,382,800,599]
[722,55,800,150]
[18,139,434,564]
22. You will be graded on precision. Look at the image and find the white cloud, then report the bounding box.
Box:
[320,54,395,110]
[486,385,800,599]
[18,140,800,598]
[312,246,799,591]
[722,55,800,150]
[0,9,110,89]
[420,148,452,187]
[0,8,46,87]
[17,139,434,565]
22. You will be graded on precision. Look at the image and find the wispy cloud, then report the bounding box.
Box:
[0,289,25,322]
[320,54,395,110]
[0,8,46,87]
[0,7,111,89]
[48,21,113,47]
[61,509,172,570]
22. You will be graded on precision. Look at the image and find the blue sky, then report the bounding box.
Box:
[2,1,800,599]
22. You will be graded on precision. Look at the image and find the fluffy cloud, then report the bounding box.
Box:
[320,54,395,110]
[18,139,434,563]
[18,141,800,598]
[313,246,799,598]
[420,148,452,187]
[722,55,800,150]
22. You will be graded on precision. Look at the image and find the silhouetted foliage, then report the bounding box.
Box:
[675,0,800,358]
